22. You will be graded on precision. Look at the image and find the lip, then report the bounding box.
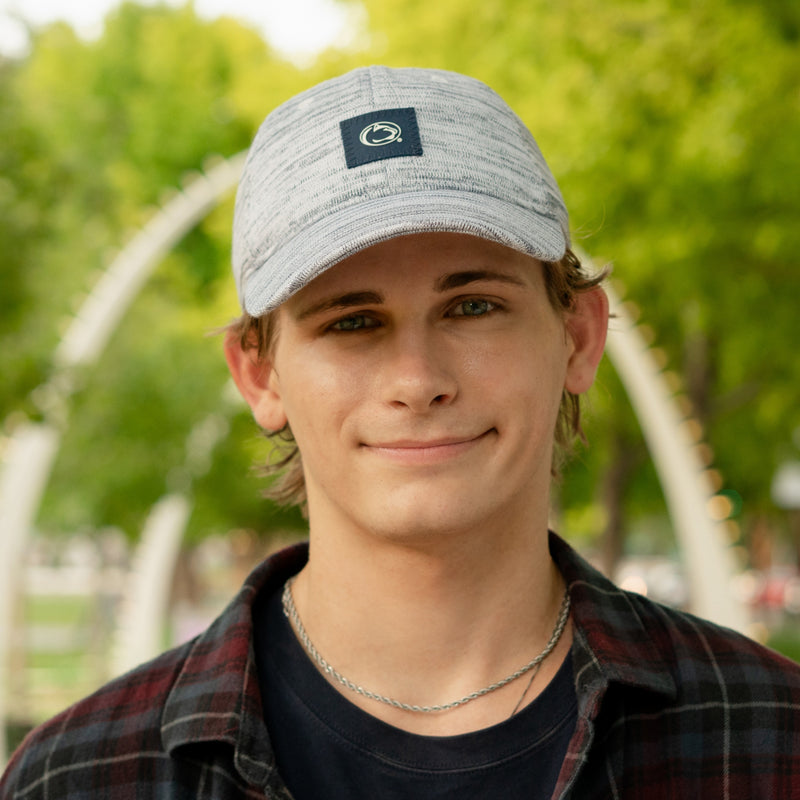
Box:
[362,430,494,464]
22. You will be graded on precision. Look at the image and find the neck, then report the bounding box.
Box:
[286,505,570,735]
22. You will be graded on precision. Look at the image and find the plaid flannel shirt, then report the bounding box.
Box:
[3,533,800,799]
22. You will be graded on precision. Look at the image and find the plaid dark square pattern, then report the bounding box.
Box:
[3,534,800,799]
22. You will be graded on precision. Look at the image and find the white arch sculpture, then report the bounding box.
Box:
[0,154,245,765]
[0,152,747,764]
[597,275,743,630]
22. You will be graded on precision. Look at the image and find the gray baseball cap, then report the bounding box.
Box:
[232,65,569,315]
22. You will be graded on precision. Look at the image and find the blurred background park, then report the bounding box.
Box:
[1,0,799,765]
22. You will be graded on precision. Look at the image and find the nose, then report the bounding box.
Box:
[380,328,458,413]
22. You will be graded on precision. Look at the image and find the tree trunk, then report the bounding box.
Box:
[599,431,641,578]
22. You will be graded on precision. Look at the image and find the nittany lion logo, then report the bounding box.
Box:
[359,121,403,147]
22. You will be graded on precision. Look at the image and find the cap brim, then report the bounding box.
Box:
[242,189,567,315]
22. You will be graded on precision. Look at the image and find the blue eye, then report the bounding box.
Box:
[452,299,494,317]
[331,314,379,332]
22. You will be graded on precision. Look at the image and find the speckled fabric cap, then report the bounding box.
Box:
[232,66,569,315]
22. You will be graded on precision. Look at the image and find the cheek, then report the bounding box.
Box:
[495,336,569,427]
[277,353,371,447]
[458,343,490,381]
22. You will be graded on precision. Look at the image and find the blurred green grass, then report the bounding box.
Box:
[768,628,800,664]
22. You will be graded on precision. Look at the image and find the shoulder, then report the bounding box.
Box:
[1,640,194,798]
[553,535,800,793]
[550,532,800,702]
[627,588,800,700]
[575,557,800,748]
[0,544,309,799]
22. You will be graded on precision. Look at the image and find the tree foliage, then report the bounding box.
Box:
[1,3,307,540]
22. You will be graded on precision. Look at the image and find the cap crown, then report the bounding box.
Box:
[233,66,569,315]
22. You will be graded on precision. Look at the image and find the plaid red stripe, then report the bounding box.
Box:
[3,534,799,799]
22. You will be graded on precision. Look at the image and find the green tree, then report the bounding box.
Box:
[2,3,308,541]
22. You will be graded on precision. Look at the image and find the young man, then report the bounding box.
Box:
[3,66,800,799]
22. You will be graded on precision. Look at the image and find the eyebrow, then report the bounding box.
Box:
[294,291,383,322]
[294,270,527,321]
[434,269,528,292]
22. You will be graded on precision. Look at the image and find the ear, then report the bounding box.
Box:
[563,286,609,394]
[224,332,288,432]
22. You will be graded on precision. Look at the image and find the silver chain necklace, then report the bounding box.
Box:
[281,577,571,714]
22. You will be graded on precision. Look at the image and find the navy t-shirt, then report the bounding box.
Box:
[253,584,577,799]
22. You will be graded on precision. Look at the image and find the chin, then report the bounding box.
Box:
[355,495,499,546]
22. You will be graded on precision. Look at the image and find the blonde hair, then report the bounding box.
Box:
[226,247,606,509]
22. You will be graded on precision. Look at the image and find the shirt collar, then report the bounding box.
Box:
[549,532,677,711]
[160,541,309,788]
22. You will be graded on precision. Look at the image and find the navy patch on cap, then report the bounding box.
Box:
[340,107,422,169]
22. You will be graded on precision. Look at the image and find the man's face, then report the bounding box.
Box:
[247,232,601,545]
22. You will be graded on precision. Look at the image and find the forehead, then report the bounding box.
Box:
[284,232,544,310]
